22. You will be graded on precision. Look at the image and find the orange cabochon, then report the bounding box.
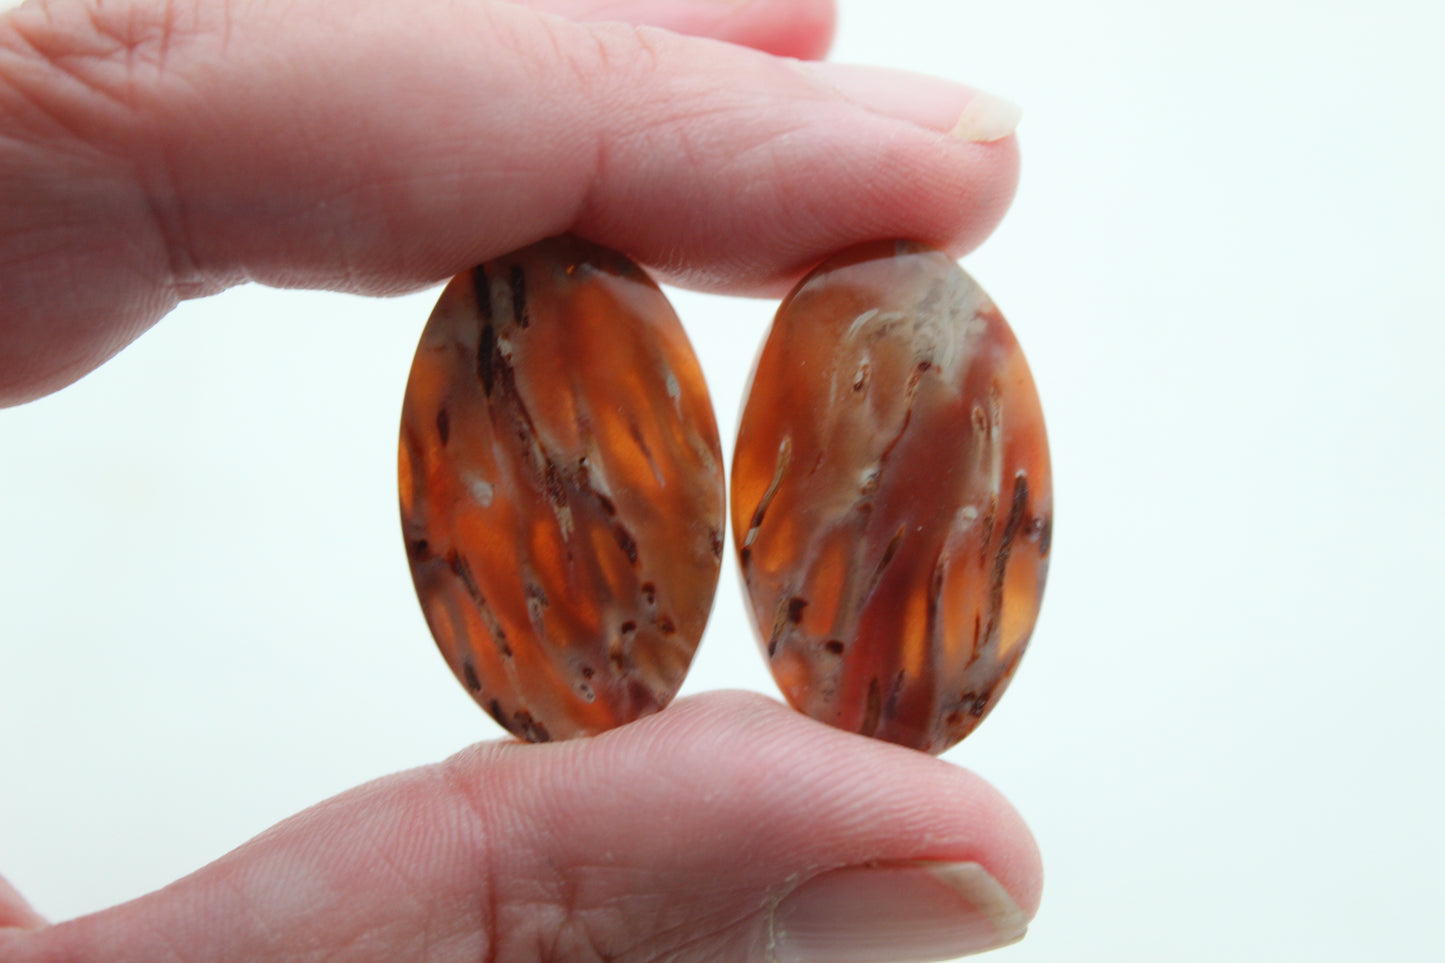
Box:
[400,236,724,741]
[731,241,1051,754]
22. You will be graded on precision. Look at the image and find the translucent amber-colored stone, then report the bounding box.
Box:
[400,236,724,742]
[731,241,1051,754]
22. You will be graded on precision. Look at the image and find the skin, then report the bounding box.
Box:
[0,1,1039,960]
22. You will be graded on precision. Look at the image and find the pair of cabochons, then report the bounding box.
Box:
[398,235,1051,756]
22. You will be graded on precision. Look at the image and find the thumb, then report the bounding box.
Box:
[18,692,1041,963]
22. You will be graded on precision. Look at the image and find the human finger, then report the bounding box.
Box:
[0,0,1018,404]
[10,692,1040,963]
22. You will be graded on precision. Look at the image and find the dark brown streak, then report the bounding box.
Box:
[509,264,529,327]
[884,669,907,719]
[482,333,567,525]
[978,495,998,566]
[544,462,568,508]
[861,677,883,736]
[611,523,639,565]
[747,437,792,540]
[767,595,792,657]
[400,424,428,472]
[511,710,550,742]
[852,362,870,393]
[476,322,497,395]
[471,265,492,322]
[875,355,932,466]
[925,553,946,668]
[448,551,512,657]
[877,406,915,466]
[525,580,549,615]
[1035,515,1053,556]
[449,550,483,603]
[864,526,906,600]
[570,458,621,520]
[627,419,663,486]
[980,473,1029,654]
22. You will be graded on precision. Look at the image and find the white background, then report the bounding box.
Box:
[4,0,1444,959]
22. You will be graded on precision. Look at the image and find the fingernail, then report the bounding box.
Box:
[770,861,1028,963]
[798,62,1020,142]
[949,93,1023,143]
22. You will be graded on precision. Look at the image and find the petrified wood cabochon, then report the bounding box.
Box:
[400,236,724,742]
[732,241,1052,754]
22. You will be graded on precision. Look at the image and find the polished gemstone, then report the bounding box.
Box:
[731,241,1051,754]
[400,236,725,741]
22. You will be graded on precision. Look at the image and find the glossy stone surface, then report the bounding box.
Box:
[731,241,1051,754]
[400,236,724,742]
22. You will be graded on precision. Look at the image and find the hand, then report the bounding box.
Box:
[0,1,1038,960]
[1,693,1040,963]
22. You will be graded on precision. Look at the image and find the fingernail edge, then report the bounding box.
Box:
[950,93,1022,142]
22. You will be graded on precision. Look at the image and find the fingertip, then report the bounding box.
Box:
[660,690,1044,917]
[948,751,1043,920]
[519,690,1044,916]
[574,60,1024,296]
[631,126,1022,299]
[946,131,1022,258]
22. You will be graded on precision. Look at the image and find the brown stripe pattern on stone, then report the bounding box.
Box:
[400,236,724,741]
[731,240,1052,754]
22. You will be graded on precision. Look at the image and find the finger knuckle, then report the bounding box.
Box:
[0,0,233,293]
[1,0,229,117]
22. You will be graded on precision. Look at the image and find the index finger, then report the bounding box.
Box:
[0,0,1018,405]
